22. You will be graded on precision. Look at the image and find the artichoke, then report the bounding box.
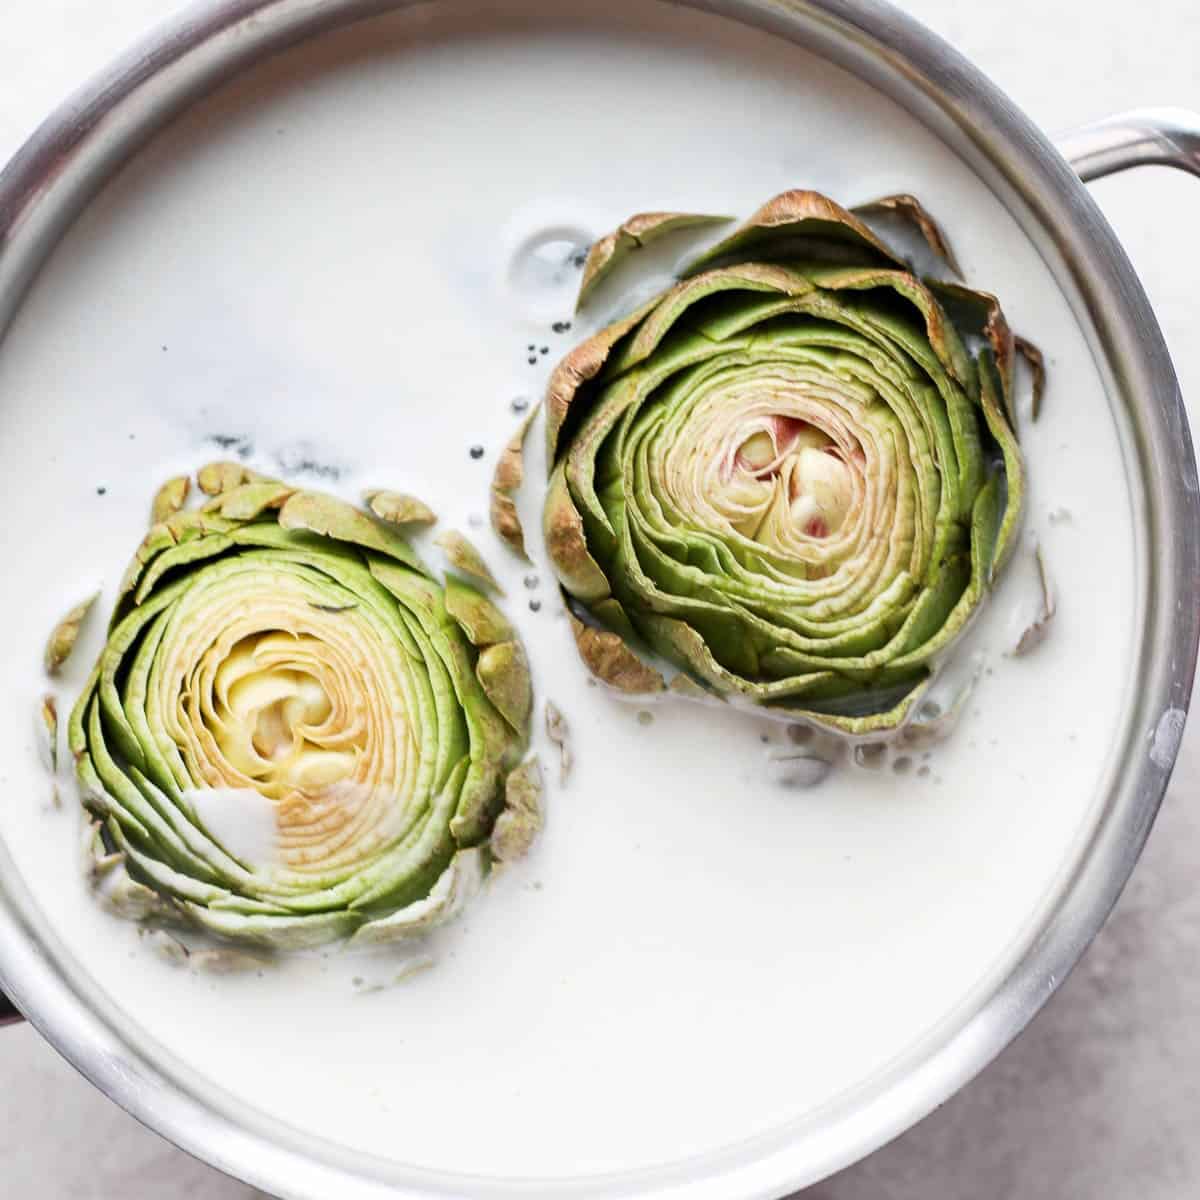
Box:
[67,470,535,951]
[544,190,1025,735]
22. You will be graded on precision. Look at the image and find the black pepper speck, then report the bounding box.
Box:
[529,599,542,612]
[552,320,572,334]
[539,346,549,355]
[96,487,107,495]
[469,445,484,460]
[527,356,537,365]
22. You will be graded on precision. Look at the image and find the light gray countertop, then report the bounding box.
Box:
[2,2,1198,1197]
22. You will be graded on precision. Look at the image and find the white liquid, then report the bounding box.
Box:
[0,0,1137,1185]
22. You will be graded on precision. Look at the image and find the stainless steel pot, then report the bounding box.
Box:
[0,1,1196,1196]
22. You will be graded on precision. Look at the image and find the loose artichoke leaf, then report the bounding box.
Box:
[853,194,962,277]
[196,461,267,496]
[435,529,504,595]
[490,756,544,864]
[38,694,58,773]
[568,610,666,695]
[476,640,534,734]
[444,575,515,646]
[489,402,541,561]
[364,489,438,528]
[545,700,571,785]
[349,848,485,947]
[1011,544,1056,656]
[44,592,99,674]
[1014,335,1046,423]
[577,212,733,309]
[151,476,190,524]
[278,490,428,576]
[202,480,295,519]
[684,189,904,274]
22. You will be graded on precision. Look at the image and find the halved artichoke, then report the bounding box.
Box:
[68,471,535,950]
[544,190,1025,735]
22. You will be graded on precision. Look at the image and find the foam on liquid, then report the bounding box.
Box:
[0,0,1138,1183]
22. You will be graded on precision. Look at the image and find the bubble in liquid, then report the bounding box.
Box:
[509,226,593,320]
[854,743,888,770]
[766,754,832,789]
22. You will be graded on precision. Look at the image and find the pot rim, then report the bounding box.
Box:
[0,2,1195,1197]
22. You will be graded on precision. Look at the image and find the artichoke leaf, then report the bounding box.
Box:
[853,193,962,276]
[490,756,544,864]
[476,641,533,734]
[568,612,666,695]
[545,700,571,785]
[1015,335,1046,422]
[151,476,190,524]
[684,189,903,273]
[364,489,438,528]
[435,529,503,595]
[577,212,732,309]
[196,461,266,496]
[45,592,99,674]
[489,402,540,561]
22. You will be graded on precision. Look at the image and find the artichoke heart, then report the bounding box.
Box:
[68,479,534,950]
[545,188,1027,736]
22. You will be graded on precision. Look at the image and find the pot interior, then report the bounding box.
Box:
[0,0,1144,1193]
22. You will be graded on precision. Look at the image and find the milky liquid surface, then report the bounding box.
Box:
[0,0,1138,1182]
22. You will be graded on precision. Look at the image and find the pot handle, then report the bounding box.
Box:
[0,989,21,1027]
[1056,107,1200,180]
